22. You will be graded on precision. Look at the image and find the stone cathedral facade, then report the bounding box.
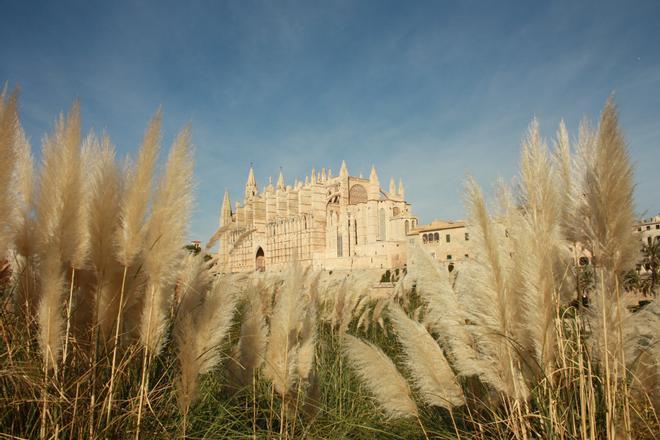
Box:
[217,162,419,272]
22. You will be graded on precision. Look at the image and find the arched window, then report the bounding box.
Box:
[405,220,409,234]
[422,234,428,244]
[337,233,343,257]
[379,208,387,241]
[349,184,367,204]
[434,232,439,242]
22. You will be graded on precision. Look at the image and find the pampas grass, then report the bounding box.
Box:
[175,260,239,421]
[342,334,418,419]
[116,110,162,268]
[461,178,529,400]
[1,91,658,440]
[229,283,268,387]
[141,126,193,354]
[0,87,18,259]
[388,305,464,410]
[263,264,307,397]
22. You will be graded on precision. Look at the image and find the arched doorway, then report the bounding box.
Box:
[255,247,265,272]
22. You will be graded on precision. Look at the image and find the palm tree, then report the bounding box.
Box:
[641,240,660,296]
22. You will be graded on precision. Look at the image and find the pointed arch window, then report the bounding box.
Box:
[379,208,387,241]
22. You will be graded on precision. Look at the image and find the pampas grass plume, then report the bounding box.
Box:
[342,334,418,419]
[389,305,464,409]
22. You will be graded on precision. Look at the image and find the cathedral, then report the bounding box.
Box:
[217,162,418,272]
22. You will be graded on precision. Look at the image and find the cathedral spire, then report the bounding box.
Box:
[340,160,348,177]
[277,169,285,190]
[311,168,317,184]
[327,167,333,179]
[321,167,327,182]
[369,165,379,185]
[244,165,257,200]
[398,178,405,199]
[389,177,396,195]
[220,189,232,226]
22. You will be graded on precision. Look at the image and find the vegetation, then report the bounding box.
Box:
[0,87,658,439]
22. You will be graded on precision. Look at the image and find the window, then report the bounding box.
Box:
[638,227,642,232]
[656,224,659,229]
[337,233,343,257]
[379,208,387,241]
[464,254,469,258]
[405,220,410,234]
[434,232,439,242]
[447,254,452,260]
[647,226,651,230]
[446,234,451,243]
[354,220,358,245]
[464,232,469,241]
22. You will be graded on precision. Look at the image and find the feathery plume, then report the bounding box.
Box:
[517,119,566,375]
[408,244,489,381]
[86,135,123,338]
[342,334,418,419]
[389,305,464,409]
[175,274,238,413]
[205,222,235,250]
[263,264,306,396]
[12,124,34,258]
[0,88,18,258]
[38,249,65,369]
[576,98,637,283]
[116,110,162,267]
[230,284,268,386]
[59,102,88,268]
[141,125,194,354]
[461,177,528,399]
[297,297,317,382]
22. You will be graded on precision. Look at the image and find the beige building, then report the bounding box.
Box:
[217,162,419,272]
[637,215,660,247]
[406,219,470,269]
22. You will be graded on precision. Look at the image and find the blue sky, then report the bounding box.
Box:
[1,0,659,241]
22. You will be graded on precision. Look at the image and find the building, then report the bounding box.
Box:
[217,162,418,272]
[637,215,660,247]
[406,219,470,270]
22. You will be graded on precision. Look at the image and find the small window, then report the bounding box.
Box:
[422,234,428,244]
[446,234,451,243]
[579,257,589,266]
[448,263,455,273]
[434,232,439,241]
[647,226,651,230]
[447,254,452,260]
[465,232,469,241]
[464,254,469,258]
[638,227,642,232]
[656,224,659,229]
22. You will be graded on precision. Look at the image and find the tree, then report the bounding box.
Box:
[641,240,659,296]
